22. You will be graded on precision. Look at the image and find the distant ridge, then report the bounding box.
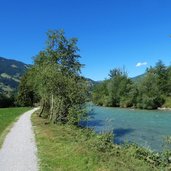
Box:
[0,57,30,95]
[0,56,144,95]
[131,73,145,82]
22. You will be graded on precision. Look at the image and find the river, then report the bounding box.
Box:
[82,103,171,151]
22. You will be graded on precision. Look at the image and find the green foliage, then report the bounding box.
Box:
[108,69,133,107]
[154,60,169,95]
[92,80,109,106]
[136,71,164,109]
[124,143,171,169]
[93,60,171,109]
[89,132,114,153]
[163,97,171,108]
[0,93,16,108]
[167,66,171,95]
[18,30,88,124]
[93,68,133,108]
[17,72,39,107]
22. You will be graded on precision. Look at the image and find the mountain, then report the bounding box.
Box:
[85,78,101,86]
[0,57,29,95]
[0,56,145,95]
[131,73,145,82]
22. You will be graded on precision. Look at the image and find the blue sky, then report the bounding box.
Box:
[0,0,171,80]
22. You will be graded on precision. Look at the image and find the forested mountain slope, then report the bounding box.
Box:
[0,57,29,95]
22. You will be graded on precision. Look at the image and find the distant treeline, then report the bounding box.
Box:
[0,94,15,108]
[92,60,171,109]
[0,92,32,108]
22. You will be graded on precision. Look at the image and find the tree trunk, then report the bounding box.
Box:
[50,94,54,121]
[39,100,44,117]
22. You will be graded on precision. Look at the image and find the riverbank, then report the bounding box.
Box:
[31,111,171,171]
[86,103,171,151]
[96,104,171,111]
[158,107,171,111]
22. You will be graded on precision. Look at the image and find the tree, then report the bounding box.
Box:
[20,30,88,124]
[154,60,169,95]
[92,68,133,108]
[108,68,133,107]
[167,66,171,95]
[136,71,164,109]
[0,94,15,108]
[92,80,110,106]
[17,71,39,107]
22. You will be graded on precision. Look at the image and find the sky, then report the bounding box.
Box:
[0,0,171,81]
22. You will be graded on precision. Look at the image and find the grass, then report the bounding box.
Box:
[0,107,31,147]
[32,112,165,171]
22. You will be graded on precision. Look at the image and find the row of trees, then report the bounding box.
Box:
[0,94,15,108]
[92,61,171,109]
[17,30,88,124]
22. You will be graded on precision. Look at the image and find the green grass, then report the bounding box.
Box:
[32,112,165,171]
[0,107,31,147]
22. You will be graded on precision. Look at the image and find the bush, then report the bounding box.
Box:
[89,132,114,153]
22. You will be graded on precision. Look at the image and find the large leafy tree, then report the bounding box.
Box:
[92,68,133,107]
[147,60,169,96]
[92,80,109,106]
[136,71,164,109]
[17,71,39,107]
[108,68,133,107]
[19,30,88,124]
[168,66,171,94]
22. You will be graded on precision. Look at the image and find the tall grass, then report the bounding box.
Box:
[32,112,163,171]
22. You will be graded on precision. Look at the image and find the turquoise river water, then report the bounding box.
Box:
[82,104,171,152]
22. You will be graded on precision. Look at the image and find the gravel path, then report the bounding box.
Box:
[0,108,39,171]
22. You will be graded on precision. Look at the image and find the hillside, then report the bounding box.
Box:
[0,57,29,95]
[131,73,145,82]
[0,56,144,96]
